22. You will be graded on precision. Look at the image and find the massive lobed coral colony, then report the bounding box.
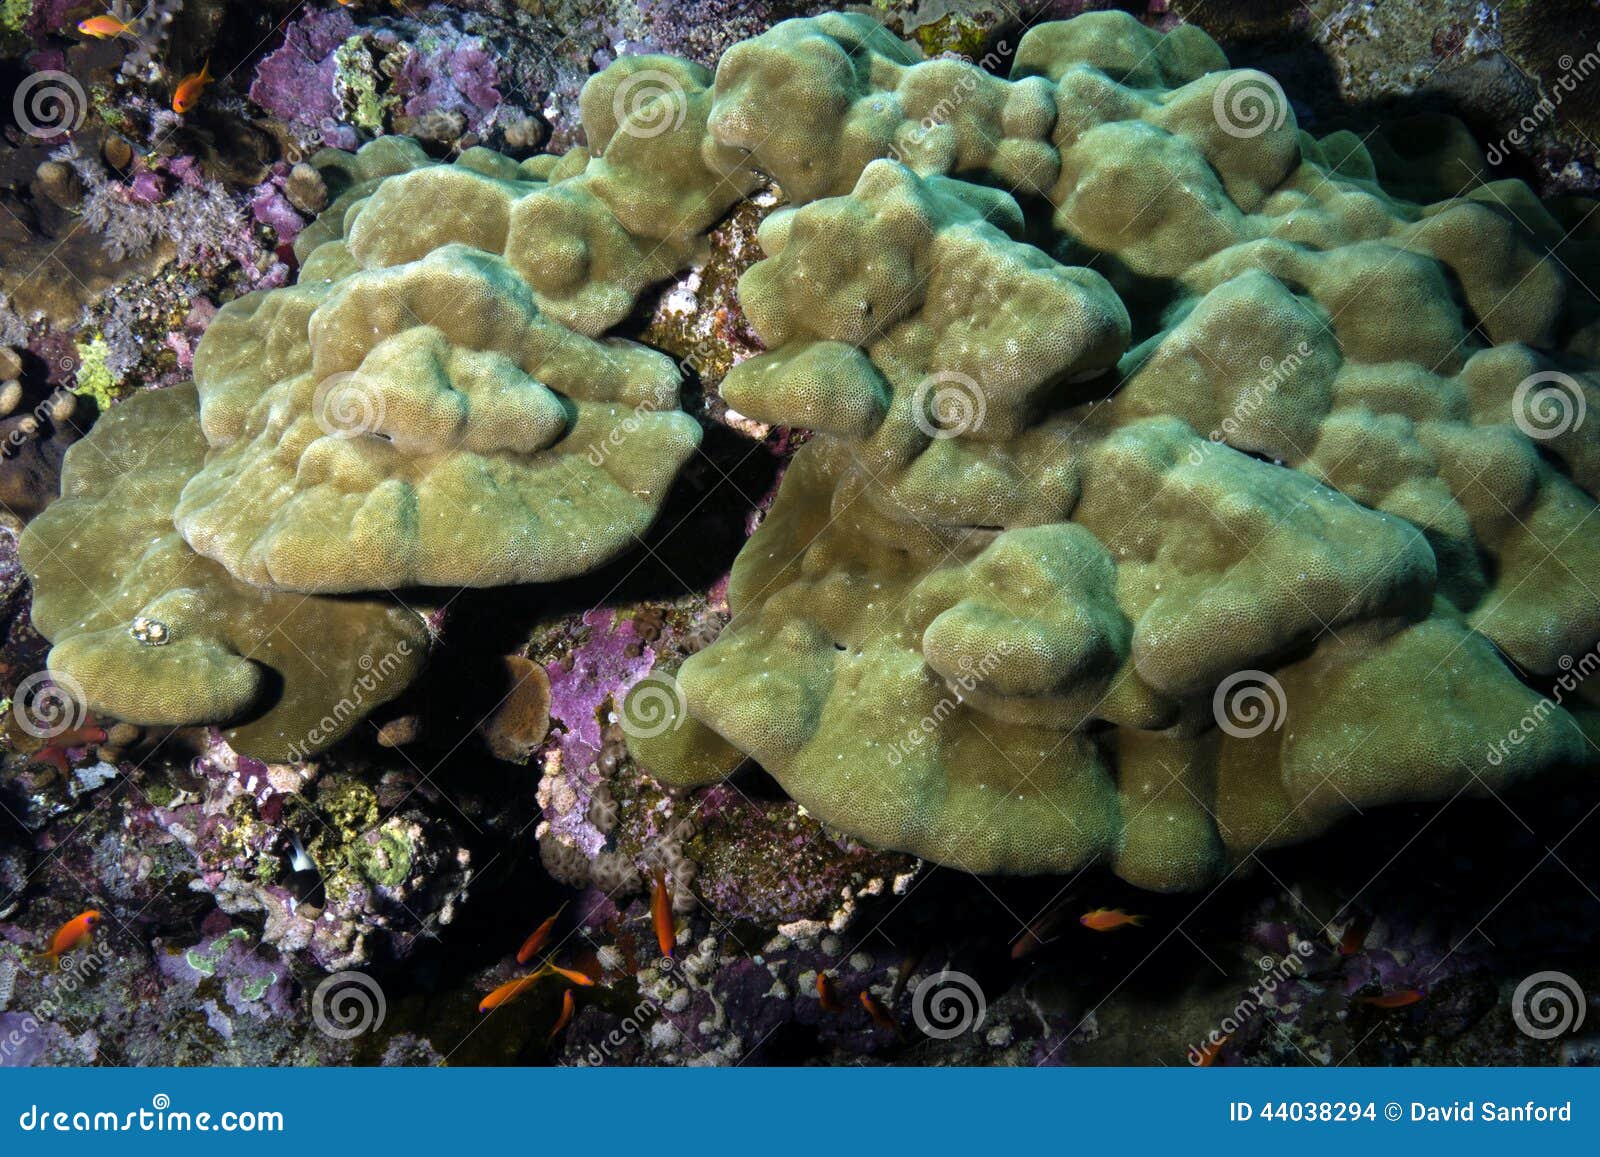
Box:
[17,11,1600,885]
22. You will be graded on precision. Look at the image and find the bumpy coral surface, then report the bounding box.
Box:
[174,136,704,592]
[11,8,1599,885]
[17,385,428,759]
[630,12,1600,886]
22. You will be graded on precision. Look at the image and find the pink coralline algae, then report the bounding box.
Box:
[249,169,309,248]
[248,9,358,142]
[125,170,167,205]
[154,911,296,1031]
[543,610,658,857]
[249,10,506,144]
[163,298,219,377]
[23,0,80,40]
[393,32,502,131]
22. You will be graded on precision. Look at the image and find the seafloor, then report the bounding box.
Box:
[1,0,1598,1066]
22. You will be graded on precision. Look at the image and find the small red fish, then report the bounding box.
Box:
[1080,908,1144,932]
[1358,988,1425,1010]
[548,989,575,1041]
[172,60,212,115]
[478,974,540,1013]
[651,866,674,959]
[859,990,898,1034]
[1339,912,1373,956]
[540,963,595,988]
[77,15,135,38]
[816,971,843,1013]
[41,910,101,968]
[29,724,108,775]
[1011,905,1070,959]
[887,946,926,1004]
[1192,1033,1231,1067]
[516,903,565,965]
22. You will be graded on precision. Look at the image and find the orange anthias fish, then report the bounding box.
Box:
[77,15,135,38]
[651,866,674,959]
[41,910,101,967]
[478,974,542,1014]
[1192,1033,1231,1067]
[1080,908,1144,932]
[540,963,595,988]
[172,60,213,115]
[1358,988,1425,1010]
[548,989,575,1042]
[516,904,565,965]
[859,990,899,1034]
[816,971,843,1013]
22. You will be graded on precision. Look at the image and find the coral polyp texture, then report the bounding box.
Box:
[628,12,1600,886]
